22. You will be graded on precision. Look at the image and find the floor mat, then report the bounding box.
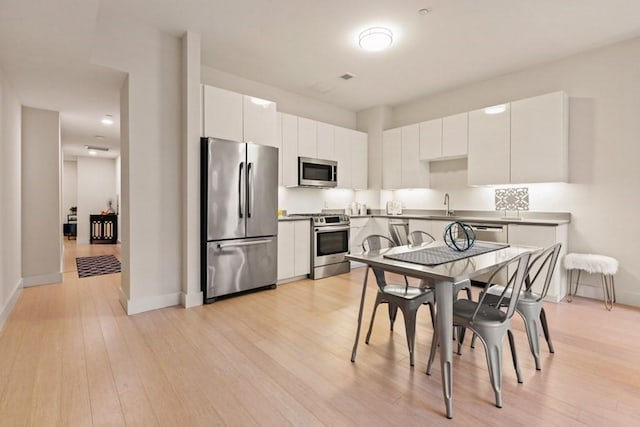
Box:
[76,255,121,278]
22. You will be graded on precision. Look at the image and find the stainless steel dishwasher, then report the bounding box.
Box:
[466,222,508,286]
[388,219,410,246]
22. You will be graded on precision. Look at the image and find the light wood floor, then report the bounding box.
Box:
[1,241,640,426]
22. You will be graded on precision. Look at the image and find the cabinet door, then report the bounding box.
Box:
[316,122,335,161]
[294,220,311,276]
[276,112,283,186]
[468,104,511,185]
[382,128,402,189]
[297,117,317,158]
[351,130,368,190]
[277,222,295,281]
[349,218,371,254]
[511,91,568,183]
[281,113,298,187]
[243,95,277,147]
[334,126,352,188]
[202,85,243,141]
[401,124,429,188]
[442,113,468,158]
[507,224,563,299]
[419,118,442,160]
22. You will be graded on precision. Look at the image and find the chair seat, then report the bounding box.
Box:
[485,285,540,304]
[453,298,507,323]
[382,284,432,300]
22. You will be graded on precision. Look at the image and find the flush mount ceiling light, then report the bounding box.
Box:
[358,27,393,51]
[101,114,114,125]
[484,104,507,115]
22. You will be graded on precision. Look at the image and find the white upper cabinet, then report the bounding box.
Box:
[281,113,299,187]
[297,117,317,158]
[468,104,511,185]
[276,112,283,186]
[467,91,568,186]
[202,85,277,148]
[202,85,243,141]
[383,125,428,189]
[316,122,335,161]
[334,126,352,189]
[510,91,568,184]
[351,130,368,190]
[442,112,468,158]
[419,118,442,160]
[243,95,277,147]
[401,124,429,188]
[382,128,402,189]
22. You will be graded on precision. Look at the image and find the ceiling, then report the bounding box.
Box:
[2,0,640,158]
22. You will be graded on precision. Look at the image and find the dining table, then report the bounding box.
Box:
[346,240,539,419]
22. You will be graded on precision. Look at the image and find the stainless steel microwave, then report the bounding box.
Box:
[298,157,337,188]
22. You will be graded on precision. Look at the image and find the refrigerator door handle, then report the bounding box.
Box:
[238,162,245,218]
[218,239,273,249]
[247,162,253,218]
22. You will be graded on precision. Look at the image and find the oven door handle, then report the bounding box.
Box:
[315,225,351,233]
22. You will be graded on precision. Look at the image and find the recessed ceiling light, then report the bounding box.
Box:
[101,115,114,125]
[95,135,105,140]
[484,104,507,115]
[418,8,430,15]
[359,27,393,52]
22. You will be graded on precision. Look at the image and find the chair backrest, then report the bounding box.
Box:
[524,243,562,301]
[473,251,532,322]
[408,230,436,245]
[362,234,396,252]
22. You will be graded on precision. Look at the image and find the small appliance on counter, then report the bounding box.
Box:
[386,200,403,215]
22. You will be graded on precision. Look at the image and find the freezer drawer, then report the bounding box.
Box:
[205,237,277,301]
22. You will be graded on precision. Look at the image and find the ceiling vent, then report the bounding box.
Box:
[340,73,356,80]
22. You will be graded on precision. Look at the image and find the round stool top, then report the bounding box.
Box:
[564,253,618,275]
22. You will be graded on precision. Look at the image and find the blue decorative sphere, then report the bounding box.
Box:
[443,221,476,252]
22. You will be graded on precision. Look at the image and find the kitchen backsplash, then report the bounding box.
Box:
[495,187,529,211]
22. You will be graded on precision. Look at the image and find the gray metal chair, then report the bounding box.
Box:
[427,251,532,408]
[362,234,435,366]
[408,230,473,301]
[470,243,561,370]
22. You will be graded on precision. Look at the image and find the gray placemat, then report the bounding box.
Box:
[383,242,509,266]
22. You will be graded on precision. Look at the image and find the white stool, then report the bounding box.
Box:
[564,253,618,310]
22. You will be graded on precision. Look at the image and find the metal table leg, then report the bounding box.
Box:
[435,280,454,419]
[351,267,370,362]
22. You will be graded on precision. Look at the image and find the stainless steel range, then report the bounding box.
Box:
[289,214,351,279]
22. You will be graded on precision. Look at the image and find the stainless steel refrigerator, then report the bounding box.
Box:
[201,137,278,303]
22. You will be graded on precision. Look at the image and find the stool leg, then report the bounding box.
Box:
[567,270,581,303]
[602,274,614,311]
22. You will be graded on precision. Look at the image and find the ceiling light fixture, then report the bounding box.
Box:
[101,114,114,125]
[484,104,507,115]
[359,27,393,51]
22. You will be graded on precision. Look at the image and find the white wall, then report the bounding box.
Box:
[0,69,22,330]
[92,14,182,314]
[386,36,640,305]
[201,66,357,129]
[21,106,61,287]
[76,157,117,244]
[62,160,77,219]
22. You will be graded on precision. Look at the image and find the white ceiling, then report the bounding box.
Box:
[2,0,640,157]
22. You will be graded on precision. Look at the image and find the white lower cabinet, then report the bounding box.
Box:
[507,224,568,302]
[349,218,371,254]
[277,220,311,282]
[408,219,432,239]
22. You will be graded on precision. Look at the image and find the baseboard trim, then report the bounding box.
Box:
[180,291,203,308]
[0,279,23,331]
[120,290,182,315]
[22,272,62,287]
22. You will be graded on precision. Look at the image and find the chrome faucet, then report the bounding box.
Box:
[444,193,454,216]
